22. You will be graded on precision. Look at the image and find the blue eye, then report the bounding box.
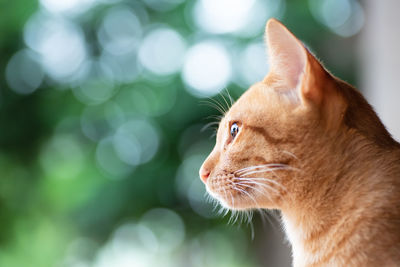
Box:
[230,123,239,138]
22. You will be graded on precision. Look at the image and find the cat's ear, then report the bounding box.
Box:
[264,19,329,106]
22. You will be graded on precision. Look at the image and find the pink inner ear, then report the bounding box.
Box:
[266,19,307,89]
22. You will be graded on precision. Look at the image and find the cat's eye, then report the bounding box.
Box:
[230,123,239,139]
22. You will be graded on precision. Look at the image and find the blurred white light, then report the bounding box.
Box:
[309,0,364,37]
[140,208,185,253]
[235,0,286,38]
[142,0,184,12]
[191,229,249,266]
[93,214,183,267]
[113,130,141,166]
[61,238,98,267]
[138,27,186,76]
[333,1,364,37]
[96,136,134,178]
[40,135,84,179]
[94,242,151,267]
[112,223,159,254]
[238,42,269,87]
[24,13,87,81]
[5,49,44,94]
[73,60,116,105]
[182,41,232,97]
[95,0,121,4]
[98,7,142,56]
[322,0,351,28]
[193,0,256,34]
[40,0,94,15]
[100,51,140,84]
[113,119,159,166]
[175,154,216,218]
[104,102,126,129]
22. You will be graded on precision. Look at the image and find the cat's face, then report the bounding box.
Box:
[199,19,347,211]
[199,82,303,210]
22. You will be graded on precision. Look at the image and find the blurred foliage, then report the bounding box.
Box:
[0,0,362,266]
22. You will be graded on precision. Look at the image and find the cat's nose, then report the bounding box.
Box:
[199,167,210,183]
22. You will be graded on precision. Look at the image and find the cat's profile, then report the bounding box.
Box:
[199,18,400,266]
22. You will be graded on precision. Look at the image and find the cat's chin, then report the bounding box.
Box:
[207,188,259,211]
[207,188,237,209]
[219,198,261,211]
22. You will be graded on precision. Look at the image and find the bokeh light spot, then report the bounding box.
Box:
[40,135,84,179]
[237,41,269,87]
[138,27,186,76]
[100,51,140,84]
[96,136,134,178]
[176,154,216,218]
[235,0,286,37]
[94,233,152,267]
[40,0,94,15]
[24,13,87,81]
[182,41,232,97]
[140,208,185,253]
[5,49,44,94]
[309,0,364,37]
[193,0,256,34]
[98,6,142,56]
[113,119,160,165]
[112,223,159,254]
[73,60,116,105]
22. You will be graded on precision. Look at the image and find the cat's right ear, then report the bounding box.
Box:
[264,19,332,107]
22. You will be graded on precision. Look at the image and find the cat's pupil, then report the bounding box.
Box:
[230,123,239,138]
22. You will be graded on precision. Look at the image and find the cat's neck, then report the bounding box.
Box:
[281,132,400,266]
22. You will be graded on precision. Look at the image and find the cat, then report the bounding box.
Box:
[199,18,400,267]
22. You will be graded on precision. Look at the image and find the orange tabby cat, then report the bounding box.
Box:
[199,19,400,266]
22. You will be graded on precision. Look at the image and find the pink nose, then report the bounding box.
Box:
[199,168,210,183]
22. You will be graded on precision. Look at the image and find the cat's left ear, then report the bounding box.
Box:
[264,19,335,107]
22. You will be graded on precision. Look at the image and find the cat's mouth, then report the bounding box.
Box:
[206,173,270,209]
[205,163,292,209]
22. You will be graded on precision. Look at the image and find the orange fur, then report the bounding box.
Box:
[199,19,400,266]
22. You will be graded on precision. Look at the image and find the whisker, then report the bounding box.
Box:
[235,181,279,195]
[222,187,230,217]
[235,163,291,175]
[282,150,298,160]
[226,186,256,236]
[206,97,228,114]
[232,185,263,209]
[229,210,240,225]
[234,183,275,203]
[200,100,226,115]
[224,88,235,107]
[205,114,223,121]
[228,190,235,209]
[230,183,281,233]
[259,209,281,232]
[210,96,228,114]
[238,166,298,177]
[235,177,287,191]
[224,196,252,229]
[218,91,230,113]
[201,121,220,132]
[210,131,217,139]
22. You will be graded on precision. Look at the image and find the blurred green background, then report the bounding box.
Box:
[0,0,364,266]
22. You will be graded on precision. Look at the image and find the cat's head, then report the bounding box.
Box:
[199,19,361,211]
